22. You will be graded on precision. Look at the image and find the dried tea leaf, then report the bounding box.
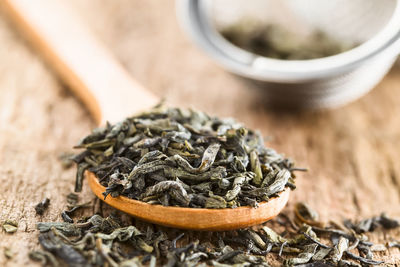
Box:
[4,247,13,259]
[344,213,399,233]
[311,247,331,261]
[137,237,154,253]
[225,175,248,201]
[35,198,50,215]
[141,181,190,206]
[271,246,301,254]
[37,222,81,236]
[38,231,88,267]
[29,250,59,267]
[205,195,227,209]
[61,211,74,223]
[345,251,383,265]
[2,220,18,233]
[295,202,324,227]
[357,243,373,260]
[95,226,141,242]
[284,244,318,266]
[196,143,220,173]
[58,152,75,169]
[62,201,92,223]
[231,253,265,265]
[261,226,287,243]
[331,236,349,263]
[3,224,17,233]
[378,213,400,229]
[250,150,263,185]
[75,163,89,192]
[245,230,267,250]
[215,246,247,264]
[302,232,330,249]
[67,193,79,206]
[388,241,400,248]
[4,219,18,226]
[265,169,291,197]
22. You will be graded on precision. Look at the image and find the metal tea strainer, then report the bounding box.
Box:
[177,0,400,108]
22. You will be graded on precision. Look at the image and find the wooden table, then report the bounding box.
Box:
[1,0,399,265]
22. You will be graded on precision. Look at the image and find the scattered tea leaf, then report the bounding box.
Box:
[29,204,400,266]
[34,197,50,215]
[58,152,75,169]
[2,220,18,233]
[295,202,324,227]
[4,247,13,259]
[331,236,349,263]
[38,231,89,266]
[29,250,59,267]
[284,244,318,265]
[345,251,383,265]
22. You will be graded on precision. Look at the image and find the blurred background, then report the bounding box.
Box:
[179,0,400,108]
[1,0,400,265]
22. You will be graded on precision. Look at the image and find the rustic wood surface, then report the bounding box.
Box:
[1,0,400,266]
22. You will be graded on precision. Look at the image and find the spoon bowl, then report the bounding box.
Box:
[88,171,290,230]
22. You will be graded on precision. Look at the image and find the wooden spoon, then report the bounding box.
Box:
[2,0,290,230]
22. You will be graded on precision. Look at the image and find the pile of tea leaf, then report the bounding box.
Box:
[73,106,299,208]
[29,196,400,267]
[220,22,356,60]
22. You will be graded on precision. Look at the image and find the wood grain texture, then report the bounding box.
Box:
[0,0,400,266]
[2,0,158,125]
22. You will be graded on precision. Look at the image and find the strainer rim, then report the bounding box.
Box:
[177,0,400,83]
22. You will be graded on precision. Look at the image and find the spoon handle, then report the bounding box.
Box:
[2,0,159,125]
